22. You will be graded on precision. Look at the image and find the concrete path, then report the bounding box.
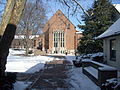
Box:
[17,56,73,90]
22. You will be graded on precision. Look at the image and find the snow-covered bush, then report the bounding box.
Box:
[81,54,92,59]
[73,52,104,67]
[72,56,82,67]
[101,78,120,90]
[91,52,104,63]
[92,56,103,62]
[73,60,82,67]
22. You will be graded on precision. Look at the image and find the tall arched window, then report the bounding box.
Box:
[53,31,64,48]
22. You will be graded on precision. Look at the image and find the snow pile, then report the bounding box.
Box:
[81,54,92,59]
[72,52,103,61]
[82,59,91,62]
[91,52,104,58]
[66,68,100,90]
[80,52,103,59]
[9,49,25,55]
[102,78,120,90]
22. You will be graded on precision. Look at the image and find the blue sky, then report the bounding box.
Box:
[0,0,120,31]
[45,0,120,31]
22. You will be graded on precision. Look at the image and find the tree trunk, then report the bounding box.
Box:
[25,37,29,56]
[0,0,26,89]
[0,0,15,36]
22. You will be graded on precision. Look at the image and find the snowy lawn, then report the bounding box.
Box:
[6,49,75,73]
[6,50,100,90]
[6,49,54,73]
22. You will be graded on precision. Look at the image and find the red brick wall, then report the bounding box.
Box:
[42,10,82,54]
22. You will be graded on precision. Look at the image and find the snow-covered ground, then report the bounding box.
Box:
[6,49,100,90]
[14,81,32,90]
[6,49,54,73]
[67,68,100,90]
[65,54,76,64]
[65,55,100,90]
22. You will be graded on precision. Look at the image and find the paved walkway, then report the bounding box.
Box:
[29,60,71,89]
[16,56,72,89]
[16,56,100,90]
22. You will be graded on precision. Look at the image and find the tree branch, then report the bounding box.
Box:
[72,0,89,17]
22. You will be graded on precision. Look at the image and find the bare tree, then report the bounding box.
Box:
[0,0,26,89]
[56,0,88,15]
[16,0,47,55]
[45,0,89,24]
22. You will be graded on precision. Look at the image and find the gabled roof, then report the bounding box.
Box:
[96,18,120,39]
[49,9,75,26]
[43,9,76,32]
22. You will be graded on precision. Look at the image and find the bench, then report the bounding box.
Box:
[82,60,117,86]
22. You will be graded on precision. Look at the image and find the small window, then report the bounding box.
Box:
[110,39,116,61]
[66,24,70,29]
[58,13,62,17]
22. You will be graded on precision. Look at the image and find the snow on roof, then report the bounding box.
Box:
[96,18,120,39]
[14,35,39,39]
[76,31,82,34]
[113,4,120,13]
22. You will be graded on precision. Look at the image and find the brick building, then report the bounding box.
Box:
[11,10,82,54]
[40,10,82,54]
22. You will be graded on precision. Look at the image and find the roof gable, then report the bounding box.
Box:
[49,9,75,26]
[43,9,76,32]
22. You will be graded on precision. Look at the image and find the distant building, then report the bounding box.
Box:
[11,35,39,49]
[11,10,82,54]
[40,10,82,54]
